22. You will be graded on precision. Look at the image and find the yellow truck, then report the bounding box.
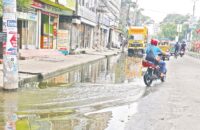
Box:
[128,26,148,56]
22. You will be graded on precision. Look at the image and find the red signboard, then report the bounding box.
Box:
[41,11,58,18]
[31,0,43,9]
[10,34,17,47]
[53,23,57,36]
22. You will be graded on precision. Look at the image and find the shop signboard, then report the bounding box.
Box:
[7,20,17,27]
[17,12,37,21]
[28,13,37,21]
[34,0,75,14]
[32,0,44,9]
[43,4,73,15]
[3,0,18,89]
[41,11,58,18]
[38,0,76,11]
[57,30,70,50]
[53,23,57,36]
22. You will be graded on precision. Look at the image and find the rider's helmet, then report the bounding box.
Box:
[151,39,159,46]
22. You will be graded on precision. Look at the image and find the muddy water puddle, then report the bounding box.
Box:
[0,54,145,130]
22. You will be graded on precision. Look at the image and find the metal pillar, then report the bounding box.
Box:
[3,0,19,90]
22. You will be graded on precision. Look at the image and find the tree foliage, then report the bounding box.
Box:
[159,14,190,41]
[17,0,32,9]
[159,23,177,40]
[136,10,152,25]
[162,14,189,24]
[0,0,31,13]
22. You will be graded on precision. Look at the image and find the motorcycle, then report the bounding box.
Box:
[180,49,185,57]
[174,51,179,59]
[142,60,166,86]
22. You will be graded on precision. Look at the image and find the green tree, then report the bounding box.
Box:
[159,23,177,40]
[0,0,31,14]
[17,0,32,9]
[159,14,190,41]
[135,9,152,26]
[162,14,189,24]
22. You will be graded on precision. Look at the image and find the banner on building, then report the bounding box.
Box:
[57,30,70,50]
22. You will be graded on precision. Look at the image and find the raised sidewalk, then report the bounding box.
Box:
[0,49,122,88]
[187,51,200,59]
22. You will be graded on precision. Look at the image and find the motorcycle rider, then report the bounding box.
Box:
[180,41,186,52]
[174,42,180,56]
[145,39,167,77]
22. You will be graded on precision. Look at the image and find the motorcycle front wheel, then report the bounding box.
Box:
[144,71,153,86]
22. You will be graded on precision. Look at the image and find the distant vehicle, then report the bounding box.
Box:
[180,49,185,57]
[174,50,179,59]
[127,26,148,56]
[169,42,176,55]
[158,40,170,60]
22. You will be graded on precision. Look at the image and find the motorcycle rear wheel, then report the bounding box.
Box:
[144,72,153,86]
[161,76,165,82]
[160,72,166,82]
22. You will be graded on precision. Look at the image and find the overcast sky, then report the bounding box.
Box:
[137,0,200,22]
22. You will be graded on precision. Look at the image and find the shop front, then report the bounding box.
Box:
[31,0,75,50]
[98,15,110,48]
[58,16,72,53]
[71,22,80,50]
[80,23,94,49]
[74,5,97,50]
[41,11,58,49]
[100,25,109,48]
[17,11,37,49]
[71,19,95,50]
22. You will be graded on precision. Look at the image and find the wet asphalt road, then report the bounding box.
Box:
[125,55,200,130]
[1,54,200,130]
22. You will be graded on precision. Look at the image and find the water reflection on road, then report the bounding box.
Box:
[35,54,143,88]
[86,103,138,130]
[0,54,145,130]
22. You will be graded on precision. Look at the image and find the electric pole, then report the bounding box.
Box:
[133,0,139,26]
[192,0,198,16]
[3,0,19,90]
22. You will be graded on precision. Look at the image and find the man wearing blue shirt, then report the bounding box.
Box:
[145,39,167,77]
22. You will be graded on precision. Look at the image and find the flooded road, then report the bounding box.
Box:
[0,54,146,130]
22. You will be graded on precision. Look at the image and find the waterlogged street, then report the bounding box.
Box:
[2,0,200,129]
[0,54,146,130]
[1,54,200,130]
